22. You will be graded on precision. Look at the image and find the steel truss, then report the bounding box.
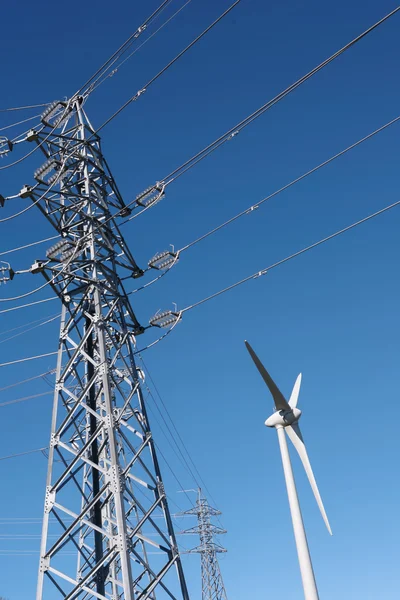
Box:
[19,97,189,600]
[180,491,227,600]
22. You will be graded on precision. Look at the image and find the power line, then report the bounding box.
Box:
[124,112,400,296]
[0,350,59,368]
[75,0,174,97]
[89,0,194,95]
[0,236,59,258]
[0,447,47,461]
[119,5,400,207]
[181,198,400,313]
[140,361,202,490]
[0,3,176,172]
[0,113,42,133]
[0,391,52,408]
[0,103,50,112]
[140,355,223,513]
[0,296,57,316]
[0,314,59,344]
[0,370,54,393]
[96,0,242,133]
[0,314,58,338]
[177,114,400,253]
[0,139,74,218]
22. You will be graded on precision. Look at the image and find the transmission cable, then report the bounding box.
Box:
[140,355,222,512]
[89,0,193,96]
[0,235,59,259]
[0,370,55,393]
[0,103,50,112]
[126,112,400,296]
[0,314,59,344]
[0,392,53,408]
[0,2,176,171]
[0,296,57,316]
[0,113,42,133]
[140,358,202,489]
[177,114,400,253]
[95,0,242,134]
[143,384,200,503]
[181,198,400,314]
[0,447,48,461]
[118,5,400,213]
[0,350,59,368]
[0,237,80,301]
[161,6,400,186]
[0,314,57,337]
[75,0,174,97]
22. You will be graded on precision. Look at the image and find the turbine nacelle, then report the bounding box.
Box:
[265,407,302,428]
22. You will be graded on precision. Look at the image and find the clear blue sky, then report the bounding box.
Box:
[0,1,399,598]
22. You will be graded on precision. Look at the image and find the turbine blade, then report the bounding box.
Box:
[289,373,302,408]
[286,423,332,535]
[244,341,290,411]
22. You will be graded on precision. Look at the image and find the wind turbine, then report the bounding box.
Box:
[245,341,332,600]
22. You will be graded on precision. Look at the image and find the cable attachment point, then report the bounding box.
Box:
[0,261,15,285]
[148,249,179,271]
[40,100,68,128]
[30,260,47,274]
[228,129,240,140]
[0,136,13,157]
[135,182,165,208]
[34,158,63,185]
[26,129,39,142]
[19,184,34,199]
[149,309,181,329]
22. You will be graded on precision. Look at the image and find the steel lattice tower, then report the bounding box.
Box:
[18,97,189,600]
[180,491,227,600]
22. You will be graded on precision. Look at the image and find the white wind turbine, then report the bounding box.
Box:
[245,341,332,600]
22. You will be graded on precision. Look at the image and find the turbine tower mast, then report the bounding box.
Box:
[14,97,189,600]
[245,341,332,600]
[180,490,228,600]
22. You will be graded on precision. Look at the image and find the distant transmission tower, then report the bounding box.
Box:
[11,97,188,600]
[180,490,228,600]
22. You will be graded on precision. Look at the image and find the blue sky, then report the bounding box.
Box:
[0,0,400,598]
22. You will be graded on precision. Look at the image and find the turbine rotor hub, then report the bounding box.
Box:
[265,407,302,428]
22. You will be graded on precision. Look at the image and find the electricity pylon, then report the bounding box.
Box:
[180,490,228,600]
[14,97,189,600]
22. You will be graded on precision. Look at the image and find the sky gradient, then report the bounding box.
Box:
[0,1,400,599]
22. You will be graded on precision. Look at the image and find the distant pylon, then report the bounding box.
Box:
[180,490,228,600]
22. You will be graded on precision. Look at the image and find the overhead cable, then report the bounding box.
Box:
[0,447,48,461]
[0,314,59,344]
[0,392,52,408]
[0,370,55,393]
[89,0,193,95]
[140,355,222,511]
[96,0,242,133]
[0,314,58,338]
[177,114,400,253]
[76,0,174,97]
[0,235,59,259]
[0,296,57,315]
[181,198,400,313]
[127,113,400,293]
[0,350,59,368]
[137,6,400,192]
[0,103,50,112]
[0,113,42,133]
